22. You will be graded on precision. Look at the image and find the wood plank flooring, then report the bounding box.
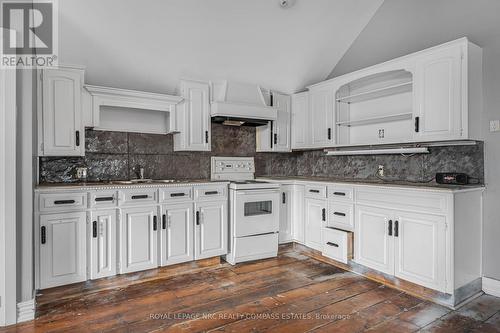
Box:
[2,245,500,332]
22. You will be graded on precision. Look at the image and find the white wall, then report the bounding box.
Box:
[329,0,500,281]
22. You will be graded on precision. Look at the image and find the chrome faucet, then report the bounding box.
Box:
[134,166,145,180]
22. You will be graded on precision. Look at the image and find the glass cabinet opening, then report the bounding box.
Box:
[335,69,414,146]
[244,201,273,217]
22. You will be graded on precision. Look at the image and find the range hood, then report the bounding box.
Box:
[210,81,277,126]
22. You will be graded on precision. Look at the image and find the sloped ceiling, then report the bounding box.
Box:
[59,0,383,95]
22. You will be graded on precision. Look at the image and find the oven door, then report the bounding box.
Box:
[233,189,280,237]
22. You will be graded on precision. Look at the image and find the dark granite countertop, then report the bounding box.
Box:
[257,176,485,192]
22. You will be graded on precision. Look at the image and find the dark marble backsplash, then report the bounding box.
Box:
[39,124,484,184]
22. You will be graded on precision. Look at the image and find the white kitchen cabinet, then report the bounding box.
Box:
[279,185,293,243]
[160,203,194,266]
[309,87,334,148]
[304,198,326,251]
[38,67,85,156]
[414,43,464,141]
[39,212,87,289]
[195,201,227,260]
[291,92,310,149]
[292,185,305,243]
[119,206,158,273]
[174,80,211,151]
[89,209,117,279]
[256,92,291,152]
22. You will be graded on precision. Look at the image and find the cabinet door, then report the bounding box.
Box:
[89,209,117,279]
[161,203,194,265]
[304,198,326,251]
[414,44,464,141]
[175,80,210,151]
[195,201,227,260]
[309,88,334,147]
[120,206,158,273]
[292,185,305,243]
[279,186,293,243]
[39,212,86,289]
[355,205,393,275]
[41,68,84,156]
[291,92,310,149]
[273,93,291,152]
[394,211,446,292]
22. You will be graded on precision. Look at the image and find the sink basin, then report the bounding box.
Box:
[154,179,176,183]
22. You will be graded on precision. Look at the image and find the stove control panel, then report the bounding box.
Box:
[211,157,255,181]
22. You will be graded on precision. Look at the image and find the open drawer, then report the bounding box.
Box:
[322,227,353,264]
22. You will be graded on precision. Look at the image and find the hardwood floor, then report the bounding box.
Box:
[2,245,500,332]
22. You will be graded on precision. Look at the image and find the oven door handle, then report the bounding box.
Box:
[235,189,280,196]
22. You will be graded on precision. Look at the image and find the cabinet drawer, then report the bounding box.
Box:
[305,185,327,199]
[327,185,354,202]
[322,228,353,264]
[90,191,118,208]
[194,185,227,202]
[120,188,158,206]
[38,192,87,212]
[159,186,193,203]
[328,202,354,231]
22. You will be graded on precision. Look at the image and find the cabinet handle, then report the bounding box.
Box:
[309,189,320,193]
[54,199,75,205]
[162,214,166,229]
[204,191,218,195]
[388,220,393,236]
[328,128,332,140]
[322,208,326,221]
[131,195,148,200]
[170,193,186,197]
[196,211,200,226]
[394,220,399,237]
[153,216,157,231]
[41,226,46,244]
[333,192,346,196]
[333,212,346,217]
[95,196,114,202]
[205,131,209,144]
[414,117,420,133]
[282,192,286,204]
[274,133,278,145]
[76,130,80,147]
[270,122,274,148]
[326,242,339,248]
[92,221,97,238]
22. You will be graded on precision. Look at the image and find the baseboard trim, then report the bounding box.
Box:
[17,299,35,323]
[483,277,500,297]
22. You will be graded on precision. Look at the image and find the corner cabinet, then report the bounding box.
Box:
[256,92,291,152]
[38,67,85,156]
[174,80,211,151]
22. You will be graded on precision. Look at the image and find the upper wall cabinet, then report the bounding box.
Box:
[174,80,211,151]
[291,92,310,149]
[256,92,291,152]
[309,87,335,147]
[38,67,85,156]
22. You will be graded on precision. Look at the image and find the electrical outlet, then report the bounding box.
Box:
[490,120,500,132]
[76,167,87,180]
[378,165,385,177]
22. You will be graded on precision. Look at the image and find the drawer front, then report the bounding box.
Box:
[120,188,158,206]
[305,185,327,199]
[90,191,119,208]
[322,228,352,264]
[159,186,193,203]
[328,202,354,231]
[194,185,227,202]
[328,185,354,202]
[39,192,87,212]
[356,187,449,215]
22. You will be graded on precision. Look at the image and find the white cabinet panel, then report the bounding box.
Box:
[120,206,158,273]
[39,212,87,289]
[279,186,293,243]
[256,92,291,152]
[40,68,84,156]
[355,205,393,275]
[309,88,334,147]
[161,203,194,265]
[291,92,310,149]
[195,201,227,260]
[305,198,326,251]
[394,211,446,292]
[174,80,210,151]
[414,44,464,141]
[89,209,117,279]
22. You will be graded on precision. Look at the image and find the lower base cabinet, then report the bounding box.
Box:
[119,206,158,274]
[89,209,117,279]
[279,185,293,243]
[195,201,228,260]
[160,203,194,266]
[39,212,87,289]
[304,198,326,251]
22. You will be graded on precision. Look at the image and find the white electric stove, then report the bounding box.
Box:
[211,157,280,265]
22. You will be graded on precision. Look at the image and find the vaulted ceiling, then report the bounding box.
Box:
[59,0,383,94]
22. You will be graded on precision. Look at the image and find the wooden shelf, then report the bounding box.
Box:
[336,112,413,127]
[336,81,412,104]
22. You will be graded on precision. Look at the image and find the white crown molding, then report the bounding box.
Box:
[483,277,500,298]
[17,299,35,323]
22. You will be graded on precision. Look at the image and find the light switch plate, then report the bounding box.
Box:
[490,120,500,132]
